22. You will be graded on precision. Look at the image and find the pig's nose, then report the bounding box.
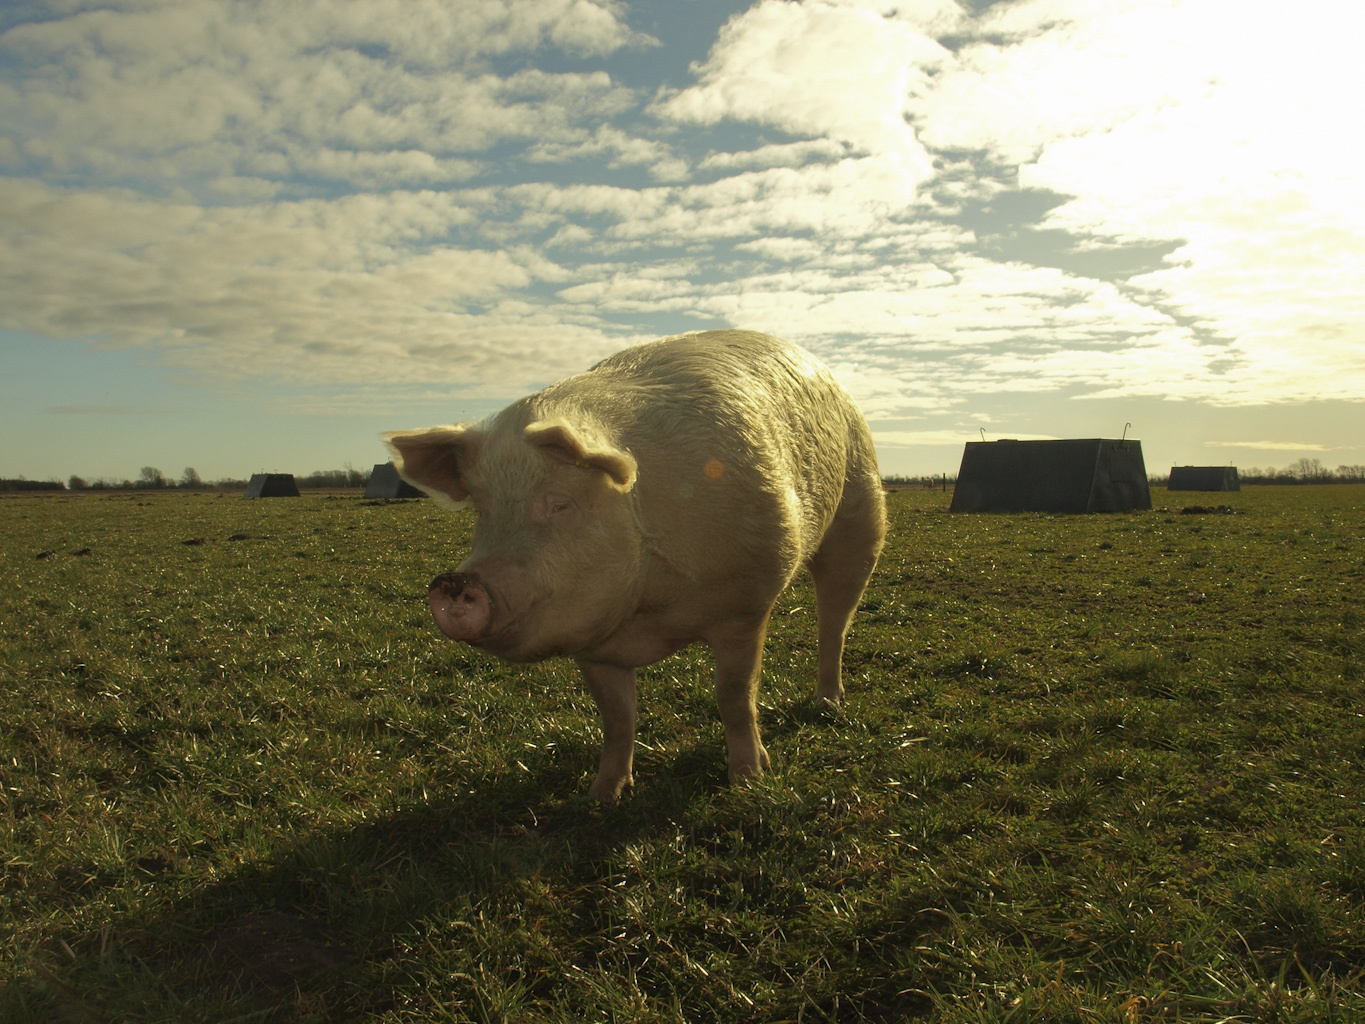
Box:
[428,572,492,642]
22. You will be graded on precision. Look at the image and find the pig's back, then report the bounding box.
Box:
[563,330,876,580]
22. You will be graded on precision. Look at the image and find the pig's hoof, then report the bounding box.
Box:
[817,684,845,704]
[727,745,770,784]
[588,774,633,803]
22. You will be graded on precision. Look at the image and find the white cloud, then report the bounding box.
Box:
[521,157,940,252]
[6,0,650,66]
[525,124,688,180]
[647,0,1365,406]
[2,159,1215,418]
[1,0,1361,428]
[0,178,628,389]
[655,0,946,188]
[1204,440,1330,452]
[0,0,646,191]
[873,429,1057,447]
[0,135,1228,418]
[698,139,846,172]
[543,237,1230,415]
[543,0,652,56]
[919,0,1365,402]
[912,0,1216,163]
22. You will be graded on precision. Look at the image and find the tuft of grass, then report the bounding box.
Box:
[2,485,1364,1021]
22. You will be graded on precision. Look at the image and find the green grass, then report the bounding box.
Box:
[2,486,1363,1022]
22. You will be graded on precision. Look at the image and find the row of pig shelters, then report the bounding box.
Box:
[1168,466,1241,491]
[950,439,1152,513]
[241,464,427,498]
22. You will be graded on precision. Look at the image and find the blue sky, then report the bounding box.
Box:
[2,0,1362,483]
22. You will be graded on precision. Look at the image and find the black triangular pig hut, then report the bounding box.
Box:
[364,462,425,499]
[1168,466,1240,491]
[243,473,300,498]
[950,439,1151,513]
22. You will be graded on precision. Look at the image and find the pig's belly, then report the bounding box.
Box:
[580,616,698,669]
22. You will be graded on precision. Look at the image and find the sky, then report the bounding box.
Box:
[2,0,1362,484]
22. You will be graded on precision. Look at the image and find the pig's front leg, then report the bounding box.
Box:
[576,660,637,802]
[708,617,772,784]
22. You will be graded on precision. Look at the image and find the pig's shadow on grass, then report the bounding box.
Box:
[26,742,727,1019]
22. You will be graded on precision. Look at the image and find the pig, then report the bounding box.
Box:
[385,329,886,801]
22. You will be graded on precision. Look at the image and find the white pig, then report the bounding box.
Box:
[385,329,885,801]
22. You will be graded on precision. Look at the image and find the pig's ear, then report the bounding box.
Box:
[383,424,481,510]
[525,418,637,493]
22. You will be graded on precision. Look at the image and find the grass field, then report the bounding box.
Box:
[2,485,1363,1022]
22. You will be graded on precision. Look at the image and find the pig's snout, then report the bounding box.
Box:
[428,572,493,643]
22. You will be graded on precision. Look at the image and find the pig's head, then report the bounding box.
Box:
[384,408,642,662]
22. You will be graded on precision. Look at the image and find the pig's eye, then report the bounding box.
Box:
[546,496,574,517]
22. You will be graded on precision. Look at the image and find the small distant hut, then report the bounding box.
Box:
[1168,466,1240,491]
[950,439,1152,513]
[243,473,300,498]
[364,462,425,499]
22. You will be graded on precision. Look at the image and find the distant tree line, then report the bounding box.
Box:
[0,478,66,492]
[11,458,1361,495]
[296,467,370,489]
[882,474,957,489]
[4,465,374,492]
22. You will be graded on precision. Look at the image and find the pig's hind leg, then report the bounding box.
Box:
[807,474,886,703]
[577,660,637,802]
